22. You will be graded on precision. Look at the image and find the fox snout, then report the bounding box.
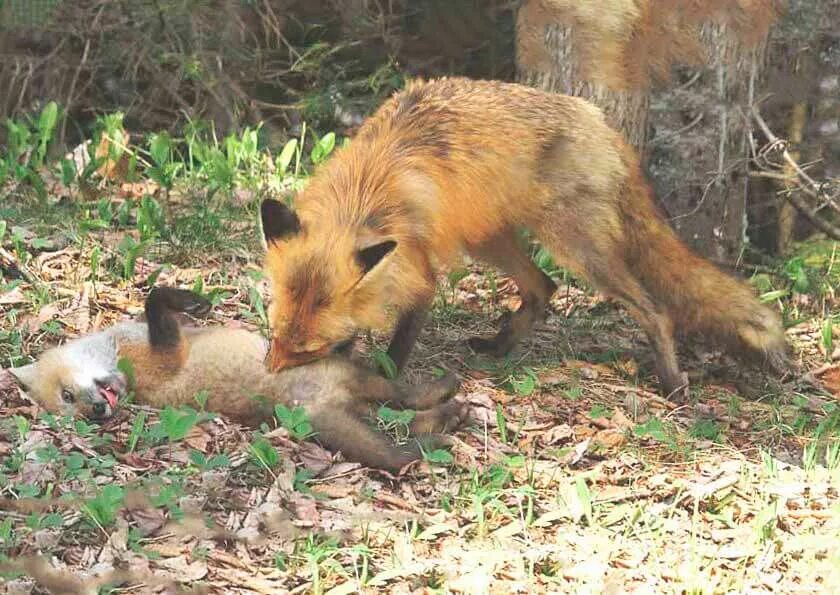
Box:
[266,339,356,371]
[266,339,334,371]
[84,374,126,419]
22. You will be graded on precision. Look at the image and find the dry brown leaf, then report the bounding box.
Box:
[288,493,320,524]
[184,426,212,453]
[129,506,166,536]
[819,366,840,397]
[592,428,626,449]
[155,555,208,582]
[0,285,28,305]
[541,423,574,446]
[0,369,19,392]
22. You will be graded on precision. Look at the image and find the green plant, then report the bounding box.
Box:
[146,132,182,189]
[158,406,200,443]
[249,436,280,469]
[188,449,231,471]
[689,418,721,442]
[371,349,397,379]
[298,534,341,595]
[506,368,538,396]
[0,101,60,196]
[310,131,336,165]
[575,477,594,527]
[496,404,509,444]
[376,406,415,442]
[136,195,166,241]
[82,485,125,528]
[274,404,315,440]
[633,417,678,450]
[424,447,454,466]
[116,235,148,279]
[821,318,834,360]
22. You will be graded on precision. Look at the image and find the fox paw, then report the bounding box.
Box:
[411,398,469,434]
[182,295,212,318]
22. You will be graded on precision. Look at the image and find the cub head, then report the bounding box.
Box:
[10,338,125,420]
[260,198,398,371]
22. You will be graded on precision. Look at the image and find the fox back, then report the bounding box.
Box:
[260,77,788,397]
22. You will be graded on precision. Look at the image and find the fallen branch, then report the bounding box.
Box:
[751,108,840,241]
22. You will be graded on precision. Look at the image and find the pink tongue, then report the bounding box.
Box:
[100,386,118,409]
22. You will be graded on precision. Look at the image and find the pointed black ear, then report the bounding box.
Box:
[356,240,397,275]
[260,199,301,245]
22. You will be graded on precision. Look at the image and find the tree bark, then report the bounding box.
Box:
[516,3,772,260]
[647,25,769,260]
[517,23,650,152]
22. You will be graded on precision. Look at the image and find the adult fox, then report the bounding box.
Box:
[9,287,465,472]
[260,77,788,397]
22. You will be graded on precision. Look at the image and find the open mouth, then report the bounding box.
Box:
[96,381,120,409]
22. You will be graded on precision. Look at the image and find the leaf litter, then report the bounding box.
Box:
[0,210,839,594]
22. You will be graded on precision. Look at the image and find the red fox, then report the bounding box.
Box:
[9,287,466,472]
[260,77,789,398]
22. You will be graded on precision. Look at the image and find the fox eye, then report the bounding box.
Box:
[61,389,75,403]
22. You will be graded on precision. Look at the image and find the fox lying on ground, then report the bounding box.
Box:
[8,287,466,472]
[259,77,789,397]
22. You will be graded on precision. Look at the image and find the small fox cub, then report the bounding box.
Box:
[259,77,789,397]
[9,287,466,472]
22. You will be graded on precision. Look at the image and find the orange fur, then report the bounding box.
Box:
[262,77,789,397]
[12,309,466,473]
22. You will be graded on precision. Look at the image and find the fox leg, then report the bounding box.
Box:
[309,405,426,473]
[399,373,461,409]
[466,230,557,356]
[408,399,468,434]
[582,265,688,399]
[621,301,687,399]
[341,362,460,410]
[384,250,436,373]
[336,364,467,437]
[145,287,212,350]
[386,305,430,373]
[309,392,464,473]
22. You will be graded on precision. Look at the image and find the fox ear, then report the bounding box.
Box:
[356,239,397,275]
[260,199,301,247]
[9,364,37,388]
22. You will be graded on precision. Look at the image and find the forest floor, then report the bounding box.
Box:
[1,167,840,594]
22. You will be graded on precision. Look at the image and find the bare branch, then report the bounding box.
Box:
[750,108,840,241]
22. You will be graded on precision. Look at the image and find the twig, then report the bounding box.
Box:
[751,107,840,240]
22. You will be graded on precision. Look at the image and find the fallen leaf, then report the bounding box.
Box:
[155,555,208,582]
[184,426,211,452]
[819,366,840,396]
[0,286,27,305]
[593,428,626,449]
[129,506,166,536]
[289,493,319,524]
[540,423,574,446]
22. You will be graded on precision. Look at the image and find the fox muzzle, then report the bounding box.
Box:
[266,340,334,371]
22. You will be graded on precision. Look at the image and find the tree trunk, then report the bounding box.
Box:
[517,23,650,152]
[516,4,771,260]
[647,26,769,260]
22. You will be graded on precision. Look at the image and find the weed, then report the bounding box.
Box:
[371,349,398,379]
[376,406,415,443]
[688,418,722,442]
[249,435,280,470]
[82,485,125,529]
[188,450,231,472]
[274,404,315,440]
[633,417,679,450]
